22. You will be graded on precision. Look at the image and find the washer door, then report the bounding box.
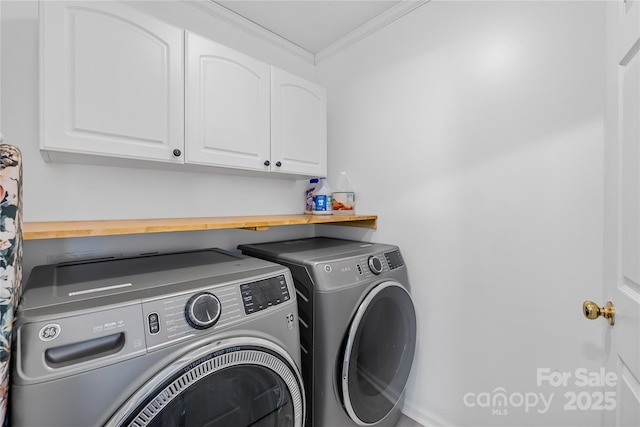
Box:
[106,337,305,427]
[340,281,417,425]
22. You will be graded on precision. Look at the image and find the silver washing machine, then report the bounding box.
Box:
[239,237,417,427]
[11,249,305,427]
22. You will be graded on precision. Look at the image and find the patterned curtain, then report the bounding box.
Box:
[0,144,23,426]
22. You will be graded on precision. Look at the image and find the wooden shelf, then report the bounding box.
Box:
[23,214,378,240]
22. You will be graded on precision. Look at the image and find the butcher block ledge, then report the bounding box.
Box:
[23,214,378,240]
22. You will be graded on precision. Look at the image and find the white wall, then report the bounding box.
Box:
[317,1,605,426]
[0,0,320,275]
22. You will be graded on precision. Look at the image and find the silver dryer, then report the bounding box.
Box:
[239,237,417,427]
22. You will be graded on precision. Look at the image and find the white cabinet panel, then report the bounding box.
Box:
[39,3,326,179]
[271,67,327,177]
[40,1,184,163]
[185,32,270,170]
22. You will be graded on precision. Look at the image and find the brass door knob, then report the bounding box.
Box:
[583,300,615,325]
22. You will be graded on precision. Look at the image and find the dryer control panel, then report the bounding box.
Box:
[313,250,406,290]
[384,250,405,270]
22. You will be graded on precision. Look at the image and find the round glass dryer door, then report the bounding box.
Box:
[107,337,305,427]
[340,281,417,425]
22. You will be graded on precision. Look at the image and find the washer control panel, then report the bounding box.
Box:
[142,274,291,351]
[240,274,290,315]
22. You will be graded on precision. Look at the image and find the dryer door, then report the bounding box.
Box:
[340,281,417,425]
[106,337,304,427]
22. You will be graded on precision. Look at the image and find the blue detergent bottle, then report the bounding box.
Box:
[312,177,333,215]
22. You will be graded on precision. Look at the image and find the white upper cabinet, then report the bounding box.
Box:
[39,2,326,178]
[40,1,184,163]
[186,34,327,177]
[271,67,327,177]
[185,32,270,171]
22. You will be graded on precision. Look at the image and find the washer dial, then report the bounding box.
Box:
[368,256,383,275]
[185,292,222,329]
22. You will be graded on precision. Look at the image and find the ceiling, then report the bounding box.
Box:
[209,0,428,63]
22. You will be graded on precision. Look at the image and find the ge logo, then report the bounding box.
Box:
[39,324,61,341]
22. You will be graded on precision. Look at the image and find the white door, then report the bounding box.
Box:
[271,67,327,177]
[40,1,184,163]
[602,1,640,426]
[185,31,271,171]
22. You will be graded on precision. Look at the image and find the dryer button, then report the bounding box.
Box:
[368,256,383,275]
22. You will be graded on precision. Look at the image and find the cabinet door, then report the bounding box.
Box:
[271,67,327,177]
[40,1,184,163]
[185,31,270,171]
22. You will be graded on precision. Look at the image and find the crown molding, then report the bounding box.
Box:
[183,0,315,64]
[183,0,429,65]
[315,0,429,64]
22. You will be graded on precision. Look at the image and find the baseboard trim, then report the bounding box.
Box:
[402,401,454,427]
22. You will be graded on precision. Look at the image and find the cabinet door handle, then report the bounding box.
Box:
[264,160,270,166]
[275,161,282,167]
[172,149,182,157]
